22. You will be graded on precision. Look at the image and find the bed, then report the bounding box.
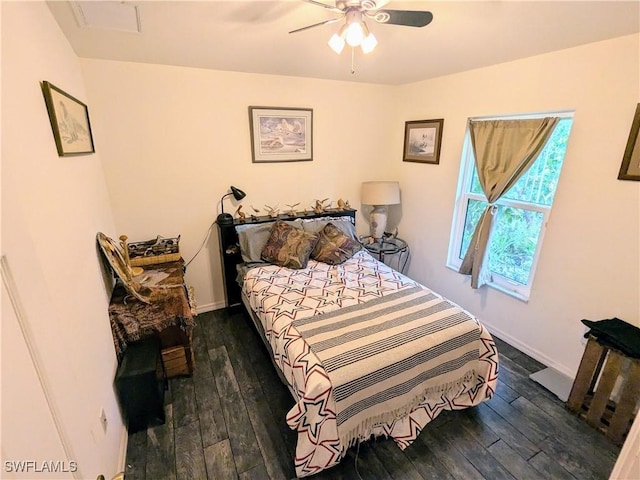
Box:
[217,209,498,477]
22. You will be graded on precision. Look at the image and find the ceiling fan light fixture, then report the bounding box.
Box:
[345,20,365,47]
[295,0,433,62]
[328,32,346,54]
[361,31,377,53]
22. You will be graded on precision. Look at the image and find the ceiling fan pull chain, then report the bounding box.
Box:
[351,47,356,74]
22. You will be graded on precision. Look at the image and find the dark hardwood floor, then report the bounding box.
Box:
[124,308,621,480]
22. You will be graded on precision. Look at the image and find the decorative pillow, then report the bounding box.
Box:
[261,220,319,269]
[236,220,302,263]
[301,216,357,240]
[311,222,362,265]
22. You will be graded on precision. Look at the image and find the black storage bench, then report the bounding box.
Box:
[115,336,166,433]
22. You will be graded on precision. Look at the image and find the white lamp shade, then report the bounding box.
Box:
[345,21,365,46]
[361,181,400,206]
[361,32,377,54]
[328,33,346,54]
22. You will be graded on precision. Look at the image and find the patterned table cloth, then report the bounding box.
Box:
[109,261,196,360]
[242,250,498,477]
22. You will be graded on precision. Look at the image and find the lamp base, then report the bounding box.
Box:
[369,205,388,240]
[216,213,234,225]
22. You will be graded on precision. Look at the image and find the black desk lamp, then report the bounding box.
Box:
[217,186,246,225]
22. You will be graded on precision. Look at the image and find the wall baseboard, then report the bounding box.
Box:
[482,320,576,379]
[117,425,127,475]
[196,301,225,314]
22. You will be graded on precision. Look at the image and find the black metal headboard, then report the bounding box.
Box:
[216,209,357,307]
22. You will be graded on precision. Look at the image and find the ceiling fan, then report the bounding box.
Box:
[290,0,433,54]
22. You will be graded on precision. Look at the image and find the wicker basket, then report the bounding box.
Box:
[128,236,181,266]
[130,253,181,266]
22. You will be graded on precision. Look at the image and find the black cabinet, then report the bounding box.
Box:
[115,337,166,433]
[217,220,244,307]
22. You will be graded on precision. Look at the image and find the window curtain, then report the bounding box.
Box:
[459,117,560,289]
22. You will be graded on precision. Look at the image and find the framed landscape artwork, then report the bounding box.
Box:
[249,106,313,163]
[618,103,640,181]
[403,118,444,164]
[41,81,95,156]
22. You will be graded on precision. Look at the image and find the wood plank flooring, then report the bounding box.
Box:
[124,308,621,480]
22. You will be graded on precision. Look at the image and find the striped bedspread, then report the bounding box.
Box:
[242,250,498,477]
[292,286,481,447]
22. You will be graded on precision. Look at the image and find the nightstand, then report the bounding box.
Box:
[362,236,409,273]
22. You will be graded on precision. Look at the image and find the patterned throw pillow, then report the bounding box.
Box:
[301,216,357,239]
[261,220,319,269]
[236,220,302,263]
[311,222,362,265]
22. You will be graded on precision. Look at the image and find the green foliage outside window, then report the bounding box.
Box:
[460,118,572,285]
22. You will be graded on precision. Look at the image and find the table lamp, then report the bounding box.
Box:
[217,186,246,225]
[361,181,400,240]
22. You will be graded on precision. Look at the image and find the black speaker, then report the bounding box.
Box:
[115,337,166,433]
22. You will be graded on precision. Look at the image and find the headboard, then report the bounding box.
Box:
[217,209,357,307]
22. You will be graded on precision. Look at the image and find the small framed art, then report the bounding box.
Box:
[618,103,640,181]
[249,106,312,163]
[403,118,444,164]
[41,81,95,156]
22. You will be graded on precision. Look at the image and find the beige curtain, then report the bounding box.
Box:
[459,117,560,289]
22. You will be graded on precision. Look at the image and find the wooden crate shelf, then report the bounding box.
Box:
[568,334,640,445]
[162,345,193,378]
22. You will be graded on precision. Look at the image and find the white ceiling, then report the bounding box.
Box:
[47,1,640,85]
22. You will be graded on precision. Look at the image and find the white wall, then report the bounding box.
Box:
[395,34,640,377]
[1,2,123,478]
[80,35,639,378]
[80,60,397,311]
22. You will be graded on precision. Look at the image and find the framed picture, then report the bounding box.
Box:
[249,106,312,163]
[41,81,95,156]
[403,118,444,164]
[618,103,640,181]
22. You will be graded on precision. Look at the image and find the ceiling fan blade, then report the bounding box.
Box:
[361,0,390,10]
[370,10,433,27]
[301,0,343,12]
[289,16,343,34]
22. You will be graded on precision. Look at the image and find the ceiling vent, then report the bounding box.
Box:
[70,1,141,33]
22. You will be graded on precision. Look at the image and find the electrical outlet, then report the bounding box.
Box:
[99,408,108,434]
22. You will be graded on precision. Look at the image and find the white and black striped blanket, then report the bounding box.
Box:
[292,285,481,446]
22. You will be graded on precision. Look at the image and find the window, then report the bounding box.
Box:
[447,113,573,300]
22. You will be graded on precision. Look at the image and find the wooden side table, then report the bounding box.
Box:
[567,318,640,445]
[109,260,196,378]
